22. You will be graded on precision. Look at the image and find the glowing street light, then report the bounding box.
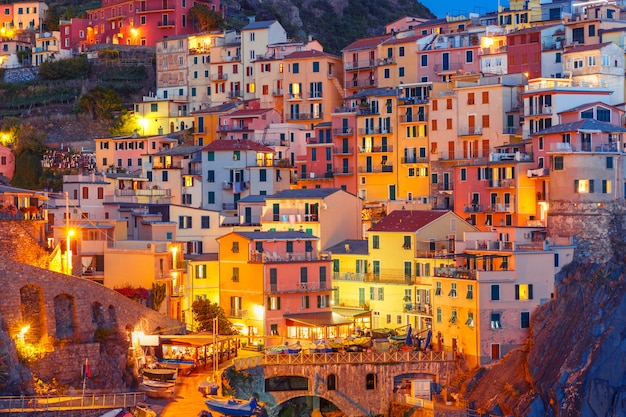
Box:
[138,118,148,136]
[17,325,30,343]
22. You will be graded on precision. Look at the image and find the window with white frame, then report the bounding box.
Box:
[466,311,474,326]
[448,282,457,298]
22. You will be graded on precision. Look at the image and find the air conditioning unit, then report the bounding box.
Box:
[310,172,316,178]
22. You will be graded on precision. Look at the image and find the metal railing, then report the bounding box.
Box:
[0,392,146,413]
[234,350,447,370]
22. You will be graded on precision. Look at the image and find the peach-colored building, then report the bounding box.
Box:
[217,231,342,344]
[94,134,178,173]
[217,106,282,141]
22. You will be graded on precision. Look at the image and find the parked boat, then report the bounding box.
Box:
[142,379,175,389]
[142,368,177,382]
[266,342,302,354]
[157,358,195,374]
[139,382,174,398]
[205,397,264,417]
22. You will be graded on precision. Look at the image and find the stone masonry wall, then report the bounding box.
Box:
[547,201,625,263]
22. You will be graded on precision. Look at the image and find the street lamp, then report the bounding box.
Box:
[17,325,30,344]
[171,245,178,269]
[138,118,148,136]
[66,229,75,275]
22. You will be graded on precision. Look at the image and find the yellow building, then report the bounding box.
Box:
[183,253,220,331]
[330,210,477,338]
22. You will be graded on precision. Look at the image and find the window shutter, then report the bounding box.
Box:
[277,297,281,310]
[188,216,192,228]
[179,216,184,228]
[267,297,270,308]
[370,287,374,300]
[589,179,595,193]
[515,284,519,300]
[317,295,321,308]
[528,284,533,300]
[574,179,579,193]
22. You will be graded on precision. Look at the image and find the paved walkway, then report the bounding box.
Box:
[146,350,261,417]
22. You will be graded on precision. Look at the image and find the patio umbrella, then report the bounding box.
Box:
[405,324,413,346]
[424,329,432,351]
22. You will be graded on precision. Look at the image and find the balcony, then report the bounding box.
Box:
[344,59,377,70]
[478,45,507,55]
[488,179,514,188]
[228,308,247,318]
[210,73,228,81]
[331,144,354,155]
[295,171,334,181]
[464,204,485,213]
[332,271,416,284]
[218,124,250,132]
[488,204,513,212]
[459,127,482,137]
[249,251,331,263]
[268,281,330,293]
[527,106,552,116]
[434,267,476,280]
[358,145,393,153]
[222,203,237,211]
[377,57,396,66]
[287,112,323,120]
[157,21,175,28]
[398,97,430,105]
[434,181,454,191]
[548,142,618,153]
[358,165,394,173]
[399,112,427,123]
[114,189,171,197]
[309,92,323,99]
[404,303,432,315]
[227,90,242,99]
[153,162,182,169]
[401,156,427,164]
[433,62,463,72]
[272,89,284,96]
[345,79,378,89]
[332,168,354,176]
[333,127,354,136]
[357,127,392,135]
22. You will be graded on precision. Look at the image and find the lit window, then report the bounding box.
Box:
[515,284,533,300]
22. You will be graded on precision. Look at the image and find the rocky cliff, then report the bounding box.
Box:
[225,0,435,54]
[461,209,626,416]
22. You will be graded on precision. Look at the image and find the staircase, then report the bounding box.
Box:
[329,75,345,99]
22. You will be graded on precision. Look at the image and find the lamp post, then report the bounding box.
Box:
[65,192,74,275]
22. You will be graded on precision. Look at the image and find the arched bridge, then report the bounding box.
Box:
[233,351,458,417]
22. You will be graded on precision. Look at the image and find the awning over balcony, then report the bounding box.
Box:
[332,308,371,319]
[284,312,352,327]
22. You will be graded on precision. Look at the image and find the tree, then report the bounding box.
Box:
[188,5,225,32]
[192,299,238,334]
[10,122,47,189]
[77,86,124,120]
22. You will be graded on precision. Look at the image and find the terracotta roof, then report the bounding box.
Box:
[561,101,617,113]
[368,210,450,232]
[285,49,340,60]
[342,34,392,52]
[564,42,614,54]
[242,20,277,30]
[267,188,341,199]
[326,239,369,254]
[201,139,274,152]
[506,23,561,35]
[384,34,421,45]
[226,108,275,117]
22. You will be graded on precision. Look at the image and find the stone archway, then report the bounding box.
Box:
[108,304,117,325]
[19,284,47,343]
[54,293,77,340]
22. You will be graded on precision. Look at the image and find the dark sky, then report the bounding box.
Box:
[423,0,509,19]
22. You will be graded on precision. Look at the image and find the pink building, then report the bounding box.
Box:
[84,0,220,47]
[217,106,282,141]
[0,144,15,181]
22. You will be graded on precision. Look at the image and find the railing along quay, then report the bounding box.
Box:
[234,351,447,370]
[0,391,146,413]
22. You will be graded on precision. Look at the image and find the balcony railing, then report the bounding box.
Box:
[272,89,284,96]
[488,179,514,188]
[358,127,392,135]
[332,127,354,135]
[404,303,432,315]
[358,145,393,153]
[345,79,378,89]
[229,308,247,318]
[549,142,618,153]
[218,124,250,132]
[157,21,175,28]
[527,106,552,116]
[344,59,377,70]
[287,112,323,120]
[358,165,394,173]
[268,281,329,293]
[399,113,427,123]
[249,251,331,263]
[210,73,228,81]
[401,156,427,164]
[309,92,323,99]
[227,90,242,98]
[295,171,334,181]
[334,146,354,154]
[114,189,171,197]
[459,127,482,136]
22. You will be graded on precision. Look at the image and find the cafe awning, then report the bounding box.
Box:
[158,333,234,348]
[285,312,353,327]
[332,308,371,319]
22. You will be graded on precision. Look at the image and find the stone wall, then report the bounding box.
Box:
[30,343,101,383]
[547,201,625,263]
[0,220,49,268]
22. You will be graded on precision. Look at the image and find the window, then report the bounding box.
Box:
[466,311,474,327]
[436,307,442,323]
[178,216,192,229]
[515,284,533,300]
[420,54,428,66]
[208,192,215,204]
[312,61,319,72]
[232,267,239,282]
[233,151,240,161]
[207,170,215,182]
[403,235,411,249]
[448,282,457,298]
[466,50,473,63]
[384,68,390,78]
[366,374,376,390]
[207,151,215,161]
[588,56,596,66]
[269,296,280,310]
[399,46,405,56]
[574,179,593,193]
[259,169,267,182]
[482,91,489,104]
[491,284,500,301]
[602,180,611,193]
[293,63,299,73]
[399,67,405,77]
[521,311,530,328]
[302,295,310,309]
[589,24,595,37]
[435,281,442,296]
[372,235,380,249]
[461,168,467,181]
[286,241,293,253]
[553,156,563,170]
[450,310,458,324]
[201,216,210,229]
[491,313,502,329]
[466,284,473,299]
[327,375,337,391]
[231,241,240,253]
